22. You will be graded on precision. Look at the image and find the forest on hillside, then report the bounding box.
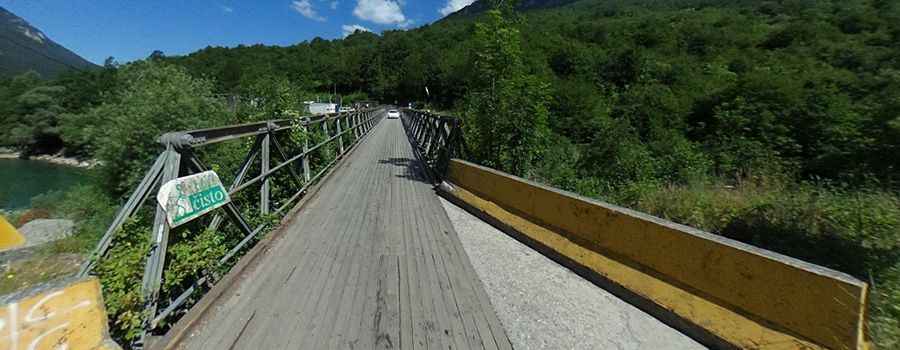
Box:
[0,0,898,346]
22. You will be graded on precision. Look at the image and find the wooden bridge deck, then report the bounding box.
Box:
[176,117,511,349]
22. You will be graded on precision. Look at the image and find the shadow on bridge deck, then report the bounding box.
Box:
[172,118,510,349]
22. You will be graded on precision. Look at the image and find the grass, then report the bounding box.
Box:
[0,184,116,297]
[0,239,85,295]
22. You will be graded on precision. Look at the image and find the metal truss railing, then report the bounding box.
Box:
[401,109,466,180]
[79,107,384,346]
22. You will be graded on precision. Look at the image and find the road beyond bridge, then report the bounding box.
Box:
[168,114,701,350]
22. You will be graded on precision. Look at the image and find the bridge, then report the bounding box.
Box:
[7,107,868,350]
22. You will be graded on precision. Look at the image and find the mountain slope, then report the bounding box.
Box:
[0,7,96,78]
[443,0,584,19]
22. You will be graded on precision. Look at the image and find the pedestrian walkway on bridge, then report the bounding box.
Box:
[173,116,701,349]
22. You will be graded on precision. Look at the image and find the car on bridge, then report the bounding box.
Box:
[387,109,400,119]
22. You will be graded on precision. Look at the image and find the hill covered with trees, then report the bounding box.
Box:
[165,0,900,191]
[1,0,898,346]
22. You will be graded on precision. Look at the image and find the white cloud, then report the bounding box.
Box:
[220,4,234,13]
[439,0,475,16]
[291,0,326,21]
[353,0,406,25]
[330,1,339,10]
[342,24,372,37]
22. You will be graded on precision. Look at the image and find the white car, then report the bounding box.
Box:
[387,109,400,119]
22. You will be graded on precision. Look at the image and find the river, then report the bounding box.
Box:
[0,159,89,210]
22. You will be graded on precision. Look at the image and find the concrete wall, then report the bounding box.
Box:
[444,159,868,350]
[0,277,121,350]
[0,215,25,251]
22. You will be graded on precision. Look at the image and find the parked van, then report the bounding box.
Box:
[308,103,337,115]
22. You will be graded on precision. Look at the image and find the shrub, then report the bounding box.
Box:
[94,220,234,343]
[55,185,117,246]
[28,184,116,252]
[870,263,900,349]
[93,219,151,342]
[632,181,900,348]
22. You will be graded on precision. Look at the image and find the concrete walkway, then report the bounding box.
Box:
[440,198,705,350]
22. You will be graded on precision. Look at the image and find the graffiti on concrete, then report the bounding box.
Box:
[0,277,120,350]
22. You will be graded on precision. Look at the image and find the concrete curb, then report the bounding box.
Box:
[440,159,869,350]
[438,183,735,350]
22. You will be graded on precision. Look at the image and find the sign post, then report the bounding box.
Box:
[156,171,230,228]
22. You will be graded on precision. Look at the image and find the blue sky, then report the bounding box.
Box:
[1,0,476,64]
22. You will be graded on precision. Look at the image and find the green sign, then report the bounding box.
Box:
[157,171,230,228]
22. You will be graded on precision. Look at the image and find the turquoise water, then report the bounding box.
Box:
[0,159,89,210]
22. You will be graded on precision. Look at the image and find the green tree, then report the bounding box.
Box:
[246,75,303,121]
[462,9,550,176]
[0,72,42,146]
[63,61,228,194]
[8,85,67,154]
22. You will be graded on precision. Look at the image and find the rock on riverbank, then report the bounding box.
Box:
[0,149,97,168]
[29,154,97,168]
[16,219,75,249]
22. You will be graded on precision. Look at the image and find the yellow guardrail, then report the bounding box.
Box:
[441,159,868,350]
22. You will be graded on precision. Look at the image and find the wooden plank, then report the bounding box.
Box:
[176,117,511,350]
[354,118,394,350]
[398,158,428,350]
[416,193,473,350]
[426,191,513,350]
[374,255,401,350]
[410,196,446,350]
[307,189,371,350]
[339,130,392,348]
[326,129,389,349]
[330,137,390,349]
[286,135,381,349]
[410,183,457,350]
[269,158,373,348]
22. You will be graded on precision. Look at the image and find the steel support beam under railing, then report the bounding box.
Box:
[400,109,464,180]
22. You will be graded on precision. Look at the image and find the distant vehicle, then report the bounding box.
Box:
[308,102,337,115]
[339,106,353,113]
[356,100,378,109]
[387,110,400,119]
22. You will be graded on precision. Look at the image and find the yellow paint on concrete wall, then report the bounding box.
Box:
[0,215,25,251]
[446,159,868,350]
[0,277,121,350]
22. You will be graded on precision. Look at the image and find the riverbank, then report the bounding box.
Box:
[0,149,97,168]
